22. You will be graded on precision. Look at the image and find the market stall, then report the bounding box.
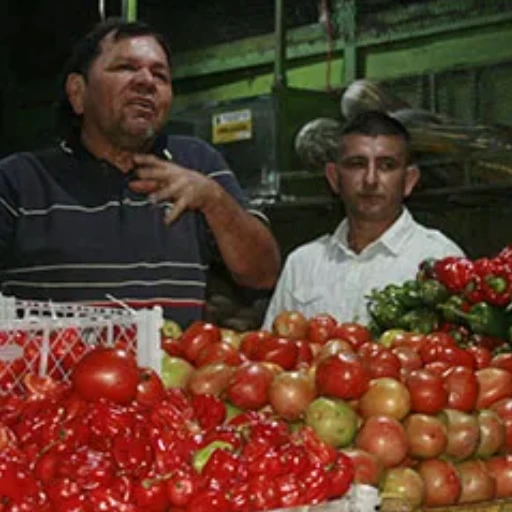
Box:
[1,248,512,511]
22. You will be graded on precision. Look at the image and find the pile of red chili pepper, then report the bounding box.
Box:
[0,380,354,511]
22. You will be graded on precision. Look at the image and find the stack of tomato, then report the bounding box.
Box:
[0,347,354,511]
[163,311,512,510]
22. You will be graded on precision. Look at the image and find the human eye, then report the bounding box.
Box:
[340,157,366,171]
[111,61,137,72]
[378,158,400,172]
[153,69,170,83]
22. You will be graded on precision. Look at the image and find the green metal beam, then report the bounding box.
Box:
[335,0,358,84]
[122,0,137,21]
[172,11,512,82]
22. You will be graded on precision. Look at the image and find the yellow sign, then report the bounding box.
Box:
[212,109,253,144]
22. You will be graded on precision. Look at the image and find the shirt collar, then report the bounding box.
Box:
[59,132,169,164]
[332,208,415,257]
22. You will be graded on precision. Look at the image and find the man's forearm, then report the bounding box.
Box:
[203,186,281,289]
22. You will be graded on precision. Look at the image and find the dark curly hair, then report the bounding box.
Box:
[55,18,172,139]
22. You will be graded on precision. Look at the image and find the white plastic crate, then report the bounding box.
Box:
[0,294,164,394]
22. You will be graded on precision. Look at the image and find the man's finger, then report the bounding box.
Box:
[163,198,187,225]
[128,179,159,194]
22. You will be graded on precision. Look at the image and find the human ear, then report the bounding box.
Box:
[404,165,420,197]
[325,162,340,194]
[65,73,87,115]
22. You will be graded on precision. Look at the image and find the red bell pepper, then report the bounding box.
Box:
[434,256,474,294]
[327,452,355,499]
[190,394,226,432]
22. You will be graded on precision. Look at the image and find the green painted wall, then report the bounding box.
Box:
[363,22,512,80]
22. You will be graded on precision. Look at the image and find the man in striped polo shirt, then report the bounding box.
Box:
[0,19,281,328]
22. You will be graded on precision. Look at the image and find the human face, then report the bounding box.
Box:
[67,33,172,151]
[326,134,419,223]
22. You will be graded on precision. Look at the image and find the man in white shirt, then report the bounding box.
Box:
[263,110,464,328]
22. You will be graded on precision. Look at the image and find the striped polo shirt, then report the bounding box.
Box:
[0,134,261,327]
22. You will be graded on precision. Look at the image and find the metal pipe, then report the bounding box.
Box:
[274,0,287,88]
[122,0,137,21]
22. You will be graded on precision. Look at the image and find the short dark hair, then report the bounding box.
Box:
[55,18,172,138]
[339,110,412,162]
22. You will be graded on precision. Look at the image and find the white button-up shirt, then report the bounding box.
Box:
[263,208,464,329]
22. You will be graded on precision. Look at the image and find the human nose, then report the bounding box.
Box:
[132,68,156,89]
[363,161,378,187]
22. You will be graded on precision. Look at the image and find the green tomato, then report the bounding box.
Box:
[379,328,406,348]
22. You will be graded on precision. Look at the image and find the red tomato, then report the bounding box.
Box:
[391,346,423,372]
[437,345,476,369]
[389,332,426,352]
[136,367,165,408]
[332,322,371,351]
[160,336,184,357]
[315,352,370,400]
[253,337,298,371]
[357,341,384,360]
[425,331,457,346]
[71,348,139,404]
[272,310,309,340]
[195,341,242,367]
[419,340,447,365]
[363,349,401,380]
[307,314,337,345]
[476,368,512,409]
[406,369,448,414]
[240,330,272,360]
[226,362,274,410]
[491,353,512,374]
[443,366,479,412]
[180,321,221,364]
[166,467,199,507]
[466,345,492,369]
[424,361,451,377]
[295,339,313,367]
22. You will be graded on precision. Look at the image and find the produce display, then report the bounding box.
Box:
[158,246,512,511]
[0,349,354,511]
[1,247,512,511]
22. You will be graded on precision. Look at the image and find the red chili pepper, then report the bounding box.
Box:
[277,443,310,477]
[227,481,251,512]
[327,452,354,499]
[190,394,226,432]
[248,418,290,447]
[132,477,169,512]
[199,425,244,452]
[291,426,337,467]
[275,473,305,508]
[300,465,330,505]
[202,448,247,487]
[247,474,280,511]
[89,486,138,512]
[246,446,287,477]
[186,488,231,512]
[166,466,202,508]
[57,446,116,491]
[111,432,153,477]
[434,256,474,294]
